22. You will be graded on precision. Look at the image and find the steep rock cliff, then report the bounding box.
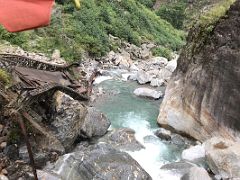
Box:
[157,0,240,142]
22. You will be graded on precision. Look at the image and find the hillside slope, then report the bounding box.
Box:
[0,0,184,61]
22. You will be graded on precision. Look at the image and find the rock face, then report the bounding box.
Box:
[204,137,240,179]
[47,143,151,180]
[158,1,240,142]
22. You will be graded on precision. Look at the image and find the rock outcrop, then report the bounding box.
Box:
[45,143,151,180]
[158,1,240,142]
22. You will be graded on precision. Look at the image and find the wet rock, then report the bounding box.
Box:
[181,167,211,180]
[134,88,163,99]
[98,128,144,151]
[204,137,240,179]
[49,143,151,180]
[150,78,164,87]
[161,161,197,175]
[154,128,171,141]
[136,70,152,84]
[181,144,206,164]
[80,107,110,138]
[170,134,196,148]
[52,92,87,150]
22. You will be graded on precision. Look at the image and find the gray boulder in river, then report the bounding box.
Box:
[51,92,110,151]
[45,143,151,180]
[157,1,240,142]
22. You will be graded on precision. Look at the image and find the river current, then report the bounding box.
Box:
[94,80,185,180]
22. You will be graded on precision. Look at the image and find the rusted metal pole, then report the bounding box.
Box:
[17,113,38,180]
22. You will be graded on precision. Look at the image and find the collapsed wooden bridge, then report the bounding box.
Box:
[0,53,94,180]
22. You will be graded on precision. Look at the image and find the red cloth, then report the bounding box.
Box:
[0,0,54,32]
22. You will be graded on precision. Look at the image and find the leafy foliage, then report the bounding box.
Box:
[0,0,185,61]
[156,1,187,29]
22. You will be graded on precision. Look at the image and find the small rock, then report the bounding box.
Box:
[0,142,7,149]
[154,128,171,140]
[134,88,163,99]
[171,134,186,147]
[181,167,211,180]
[181,144,206,164]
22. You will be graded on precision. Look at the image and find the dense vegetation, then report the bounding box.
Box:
[0,0,185,61]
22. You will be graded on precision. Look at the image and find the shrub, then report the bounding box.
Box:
[152,47,173,60]
[0,69,11,86]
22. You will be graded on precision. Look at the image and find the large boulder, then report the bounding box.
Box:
[157,1,240,142]
[181,144,206,164]
[80,107,111,138]
[47,143,151,180]
[136,70,152,84]
[204,137,240,179]
[52,92,110,150]
[134,88,163,99]
[52,92,87,150]
[181,167,211,180]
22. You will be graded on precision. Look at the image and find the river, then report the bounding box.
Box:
[94,79,185,180]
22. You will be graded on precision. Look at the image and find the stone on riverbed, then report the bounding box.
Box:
[134,88,163,99]
[98,128,144,151]
[181,144,206,164]
[80,107,111,138]
[161,161,197,175]
[154,128,171,141]
[47,143,151,180]
[136,70,152,84]
[181,167,211,180]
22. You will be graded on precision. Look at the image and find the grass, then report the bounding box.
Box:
[0,0,185,61]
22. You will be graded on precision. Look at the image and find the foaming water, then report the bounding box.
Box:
[94,80,183,180]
